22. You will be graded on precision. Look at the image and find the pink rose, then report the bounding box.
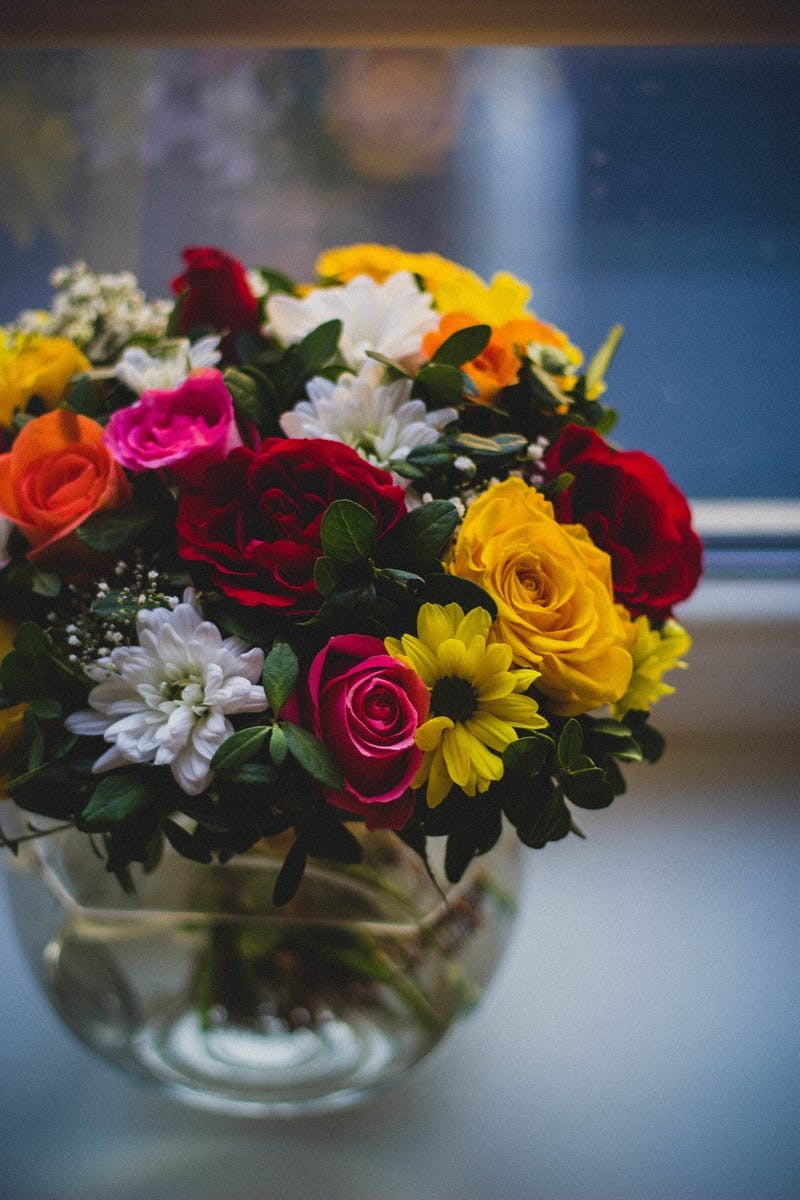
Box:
[104,368,242,484]
[306,633,429,830]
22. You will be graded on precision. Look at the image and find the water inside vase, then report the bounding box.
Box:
[7,834,518,1116]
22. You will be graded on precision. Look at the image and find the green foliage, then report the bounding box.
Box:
[76,506,160,553]
[320,499,378,564]
[79,770,153,830]
[210,726,271,777]
[379,500,459,573]
[261,641,299,717]
[280,721,343,790]
[413,362,472,406]
[584,324,624,399]
[428,324,491,367]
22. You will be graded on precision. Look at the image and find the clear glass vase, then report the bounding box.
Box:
[3,815,520,1116]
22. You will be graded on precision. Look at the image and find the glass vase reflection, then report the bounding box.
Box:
[3,819,520,1116]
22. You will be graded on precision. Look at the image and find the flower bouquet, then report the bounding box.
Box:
[0,243,702,1111]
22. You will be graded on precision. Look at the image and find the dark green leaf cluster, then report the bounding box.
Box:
[404,709,664,885]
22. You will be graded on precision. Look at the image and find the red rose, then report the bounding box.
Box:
[177,437,406,615]
[303,633,429,831]
[543,425,702,622]
[171,246,260,357]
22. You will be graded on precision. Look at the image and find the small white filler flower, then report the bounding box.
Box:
[280,359,456,478]
[265,271,439,371]
[66,590,268,795]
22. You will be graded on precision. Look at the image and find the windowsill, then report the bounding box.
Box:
[657,574,799,738]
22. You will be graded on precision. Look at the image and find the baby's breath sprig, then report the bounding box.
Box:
[48,558,180,671]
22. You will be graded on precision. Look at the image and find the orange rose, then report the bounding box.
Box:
[422,311,525,405]
[0,409,132,562]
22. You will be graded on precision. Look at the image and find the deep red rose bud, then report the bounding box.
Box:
[543,424,702,623]
[171,246,260,358]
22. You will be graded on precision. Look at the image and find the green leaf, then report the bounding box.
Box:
[544,471,575,499]
[227,760,278,787]
[272,837,307,907]
[304,816,364,864]
[450,431,528,458]
[503,733,553,776]
[65,374,98,417]
[557,719,584,771]
[210,726,271,776]
[262,641,298,717]
[280,721,343,790]
[365,350,411,379]
[429,323,491,367]
[14,621,50,660]
[30,570,61,598]
[257,267,297,296]
[293,319,342,374]
[503,775,572,849]
[414,361,469,405]
[269,723,288,766]
[163,818,213,864]
[561,766,616,810]
[80,771,152,830]
[421,573,498,620]
[313,555,340,596]
[321,499,378,564]
[585,324,623,397]
[381,500,459,570]
[76,507,155,553]
[29,697,62,720]
[224,367,265,424]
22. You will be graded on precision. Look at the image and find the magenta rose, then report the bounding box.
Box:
[176,437,407,615]
[104,368,242,485]
[171,246,261,359]
[543,424,703,622]
[305,633,429,830]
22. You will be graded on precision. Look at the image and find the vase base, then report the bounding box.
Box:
[133,1009,419,1116]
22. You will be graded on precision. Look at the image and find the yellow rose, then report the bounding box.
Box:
[0,330,90,427]
[448,477,633,716]
[612,617,691,719]
[315,243,467,293]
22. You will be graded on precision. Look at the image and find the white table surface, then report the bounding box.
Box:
[2,727,798,1200]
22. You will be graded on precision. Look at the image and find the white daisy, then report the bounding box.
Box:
[65,590,268,796]
[280,360,456,479]
[264,271,439,371]
[114,335,222,394]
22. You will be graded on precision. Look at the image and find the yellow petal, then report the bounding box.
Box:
[442,723,471,788]
[466,710,517,752]
[455,605,492,645]
[418,603,458,650]
[436,637,468,678]
[415,714,454,751]
[386,633,438,685]
[483,693,548,729]
[426,746,453,808]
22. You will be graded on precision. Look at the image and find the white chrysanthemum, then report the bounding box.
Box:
[280,360,456,478]
[265,271,439,370]
[65,590,268,796]
[114,335,222,394]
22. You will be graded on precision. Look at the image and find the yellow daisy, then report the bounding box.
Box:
[385,602,548,808]
[612,616,692,719]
